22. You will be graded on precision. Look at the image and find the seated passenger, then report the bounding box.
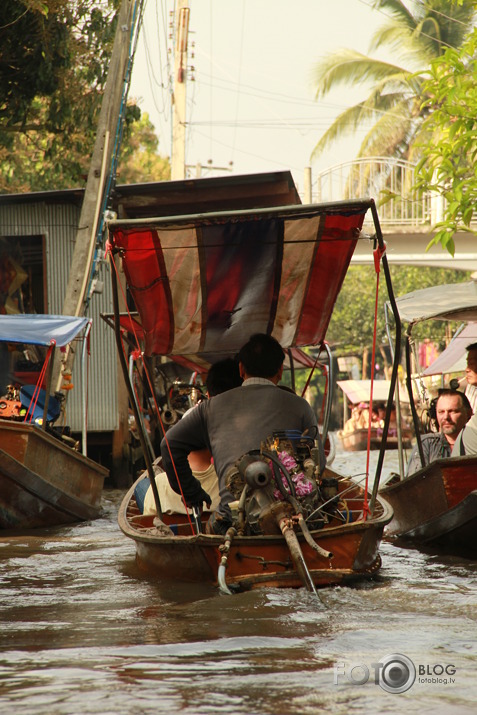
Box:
[406,390,471,476]
[141,448,220,515]
[342,405,361,434]
[356,402,370,429]
[135,357,242,515]
[387,405,398,436]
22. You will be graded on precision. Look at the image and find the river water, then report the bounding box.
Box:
[1,445,476,715]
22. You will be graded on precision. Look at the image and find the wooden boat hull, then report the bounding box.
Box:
[0,420,107,530]
[119,472,393,590]
[379,455,477,553]
[338,427,413,452]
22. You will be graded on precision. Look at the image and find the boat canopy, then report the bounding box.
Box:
[394,280,477,325]
[0,315,90,347]
[108,200,373,367]
[423,322,477,376]
[100,312,319,373]
[337,379,409,404]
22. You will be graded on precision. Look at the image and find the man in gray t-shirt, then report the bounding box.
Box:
[160,334,321,534]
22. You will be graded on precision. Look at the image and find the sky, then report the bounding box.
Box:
[129,0,389,198]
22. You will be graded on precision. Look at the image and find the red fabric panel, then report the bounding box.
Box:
[114,227,174,356]
[294,212,363,346]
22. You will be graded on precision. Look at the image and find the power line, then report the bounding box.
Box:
[188,118,376,129]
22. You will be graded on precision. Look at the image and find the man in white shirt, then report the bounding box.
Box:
[462,343,477,413]
[452,346,477,455]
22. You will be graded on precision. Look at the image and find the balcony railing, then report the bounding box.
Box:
[314,157,442,227]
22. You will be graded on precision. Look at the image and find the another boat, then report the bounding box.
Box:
[337,379,413,451]
[380,455,477,553]
[380,280,477,554]
[107,197,398,592]
[0,315,107,530]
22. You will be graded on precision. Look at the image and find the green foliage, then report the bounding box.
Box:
[0,0,116,130]
[118,113,171,184]
[0,0,117,191]
[0,0,170,192]
[414,26,477,253]
[326,264,471,354]
[1,0,71,128]
[311,1,477,163]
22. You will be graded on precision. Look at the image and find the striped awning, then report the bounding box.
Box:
[108,201,373,365]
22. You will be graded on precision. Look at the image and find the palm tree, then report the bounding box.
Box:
[311,0,476,163]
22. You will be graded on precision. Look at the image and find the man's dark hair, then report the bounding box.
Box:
[466,342,477,352]
[237,333,285,378]
[205,358,242,396]
[436,388,472,412]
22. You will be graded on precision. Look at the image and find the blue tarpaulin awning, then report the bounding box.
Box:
[0,315,90,348]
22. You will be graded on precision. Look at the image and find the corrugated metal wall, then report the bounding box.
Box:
[0,200,118,432]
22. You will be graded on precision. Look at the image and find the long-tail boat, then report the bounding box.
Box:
[337,379,413,452]
[108,196,398,593]
[380,280,477,555]
[0,314,107,530]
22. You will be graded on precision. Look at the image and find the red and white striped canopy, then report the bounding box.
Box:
[109,201,373,368]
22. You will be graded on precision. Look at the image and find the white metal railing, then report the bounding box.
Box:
[314,157,437,226]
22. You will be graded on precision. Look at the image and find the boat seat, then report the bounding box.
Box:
[20,385,61,424]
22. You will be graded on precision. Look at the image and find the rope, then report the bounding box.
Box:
[23,344,55,424]
[300,344,325,399]
[85,330,90,436]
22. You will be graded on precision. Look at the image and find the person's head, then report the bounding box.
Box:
[465,343,477,386]
[205,357,242,397]
[435,389,472,443]
[237,333,285,382]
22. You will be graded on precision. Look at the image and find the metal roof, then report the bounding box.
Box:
[395,280,477,324]
[0,171,301,218]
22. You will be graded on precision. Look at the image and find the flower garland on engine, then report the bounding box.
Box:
[225,431,350,536]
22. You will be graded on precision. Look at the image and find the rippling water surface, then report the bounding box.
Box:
[1,446,476,714]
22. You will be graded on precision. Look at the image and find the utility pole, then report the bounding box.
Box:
[171,0,190,180]
[54,0,140,391]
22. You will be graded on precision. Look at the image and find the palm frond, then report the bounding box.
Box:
[312,50,409,99]
[310,0,477,164]
[311,76,421,159]
[310,103,372,160]
[370,22,436,63]
[358,107,414,157]
[370,0,416,27]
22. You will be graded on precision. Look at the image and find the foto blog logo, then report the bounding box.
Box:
[334,653,456,693]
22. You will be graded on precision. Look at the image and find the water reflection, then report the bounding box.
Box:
[0,454,476,714]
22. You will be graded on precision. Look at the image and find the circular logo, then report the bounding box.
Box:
[377,653,416,693]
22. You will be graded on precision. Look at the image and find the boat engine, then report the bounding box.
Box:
[225,431,343,536]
